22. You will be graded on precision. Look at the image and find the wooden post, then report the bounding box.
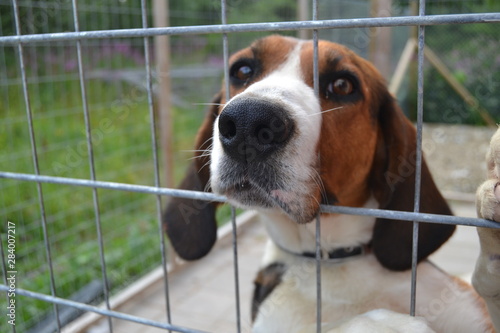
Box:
[153,0,180,270]
[153,0,174,188]
[297,0,312,40]
[369,0,392,79]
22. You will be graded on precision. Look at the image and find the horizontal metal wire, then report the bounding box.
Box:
[320,204,500,229]
[2,171,499,229]
[0,171,225,202]
[0,13,499,45]
[0,285,208,333]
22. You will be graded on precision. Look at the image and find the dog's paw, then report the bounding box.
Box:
[486,127,500,179]
[476,127,500,221]
[476,179,500,221]
[321,309,434,333]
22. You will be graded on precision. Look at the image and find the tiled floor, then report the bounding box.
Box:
[77,200,481,333]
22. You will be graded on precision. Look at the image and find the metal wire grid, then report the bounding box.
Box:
[1,0,500,332]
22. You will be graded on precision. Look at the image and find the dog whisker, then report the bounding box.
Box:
[292,107,344,122]
[182,149,210,153]
[184,143,213,161]
[310,168,328,205]
[312,106,344,116]
[204,177,212,193]
[199,137,214,150]
[198,159,212,174]
[187,154,205,161]
[188,150,212,161]
[310,193,322,211]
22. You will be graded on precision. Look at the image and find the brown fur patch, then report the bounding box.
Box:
[299,40,382,208]
[252,262,287,322]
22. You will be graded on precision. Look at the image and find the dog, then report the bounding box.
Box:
[163,35,495,332]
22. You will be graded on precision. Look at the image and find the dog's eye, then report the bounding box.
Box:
[234,65,253,81]
[327,78,354,96]
[230,60,256,85]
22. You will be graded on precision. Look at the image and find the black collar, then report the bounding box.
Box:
[275,242,370,263]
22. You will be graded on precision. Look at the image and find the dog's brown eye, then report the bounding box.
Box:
[328,78,354,96]
[234,65,253,81]
[230,59,259,86]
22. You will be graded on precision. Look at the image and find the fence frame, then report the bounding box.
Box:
[1,0,500,332]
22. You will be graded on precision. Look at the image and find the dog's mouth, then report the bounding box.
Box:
[217,176,319,224]
[222,178,278,209]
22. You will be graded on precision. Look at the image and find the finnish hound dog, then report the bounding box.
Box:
[164,35,497,332]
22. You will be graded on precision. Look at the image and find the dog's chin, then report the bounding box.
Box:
[218,182,319,224]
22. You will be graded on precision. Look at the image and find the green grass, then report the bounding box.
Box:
[0,75,229,331]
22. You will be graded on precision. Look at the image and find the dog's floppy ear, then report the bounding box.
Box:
[163,94,220,261]
[370,91,455,271]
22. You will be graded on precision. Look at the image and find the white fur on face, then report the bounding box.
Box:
[210,42,323,223]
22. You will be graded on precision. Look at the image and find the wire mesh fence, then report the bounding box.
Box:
[1,0,500,332]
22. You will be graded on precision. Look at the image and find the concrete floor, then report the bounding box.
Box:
[70,200,482,333]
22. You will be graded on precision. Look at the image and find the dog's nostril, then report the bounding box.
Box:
[255,125,274,144]
[255,118,289,145]
[220,118,237,139]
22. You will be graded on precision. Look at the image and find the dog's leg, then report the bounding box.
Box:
[474,127,500,331]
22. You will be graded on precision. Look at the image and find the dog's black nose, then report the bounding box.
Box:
[218,98,295,164]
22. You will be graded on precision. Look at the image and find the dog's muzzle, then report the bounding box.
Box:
[218,97,295,165]
[212,93,320,224]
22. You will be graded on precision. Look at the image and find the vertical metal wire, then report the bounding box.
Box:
[312,1,321,331]
[221,1,231,100]
[410,0,426,317]
[312,1,320,98]
[314,213,322,332]
[0,233,16,333]
[221,1,241,331]
[140,0,172,328]
[70,1,113,331]
[230,206,242,332]
[11,0,61,330]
